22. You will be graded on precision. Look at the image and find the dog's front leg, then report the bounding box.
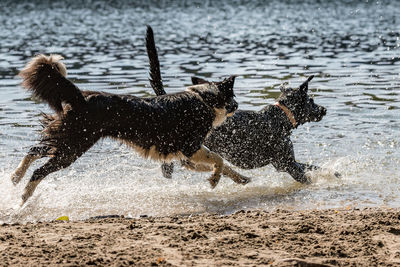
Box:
[222,166,251,185]
[11,154,41,185]
[188,146,224,188]
[181,160,251,185]
[286,162,311,184]
[273,161,311,184]
[161,163,174,179]
[272,138,311,184]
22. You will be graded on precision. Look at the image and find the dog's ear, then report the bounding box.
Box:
[299,75,314,93]
[217,75,236,95]
[191,77,210,85]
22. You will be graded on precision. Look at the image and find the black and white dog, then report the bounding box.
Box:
[146,26,340,183]
[11,54,249,205]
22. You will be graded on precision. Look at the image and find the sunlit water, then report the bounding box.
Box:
[0,1,399,223]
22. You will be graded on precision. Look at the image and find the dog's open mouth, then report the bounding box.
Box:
[227,112,235,117]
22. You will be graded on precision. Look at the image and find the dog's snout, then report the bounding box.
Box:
[233,101,238,112]
[226,100,238,114]
[320,106,327,116]
[310,105,327,122]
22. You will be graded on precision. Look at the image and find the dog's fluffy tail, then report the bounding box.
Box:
[19,54,86,113]
[146,25,166,96]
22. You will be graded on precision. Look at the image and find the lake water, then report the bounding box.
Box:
[0,0,399,223]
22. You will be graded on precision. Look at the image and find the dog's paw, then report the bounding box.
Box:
[301,173,313,184]
[161,163,174,179]
[20,193,29,207]
[11,172,23,186]
[241,176,251,185]
[235,175,251,185]
[208,173,221,189]
[334,171,342,178]
[20,180,40,207]
[11,174,19,186]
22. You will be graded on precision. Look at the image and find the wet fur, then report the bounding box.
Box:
[146,26,340,183]
[12,54,245,205]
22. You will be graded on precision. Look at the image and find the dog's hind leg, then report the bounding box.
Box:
[11,145,51,185]
[11,154,40,186]
[21,137,100,205]
[21,154,78,206]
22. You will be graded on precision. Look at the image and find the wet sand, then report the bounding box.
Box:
[1,208,400,266]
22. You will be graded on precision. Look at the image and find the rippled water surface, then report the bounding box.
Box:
[1,0,399,223]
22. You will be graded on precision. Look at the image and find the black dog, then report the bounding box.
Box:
[146,26,339,183]
[11,54,249,205]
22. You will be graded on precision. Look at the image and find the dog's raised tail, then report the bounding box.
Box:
[146,25,166,96]
[19,54,86,113]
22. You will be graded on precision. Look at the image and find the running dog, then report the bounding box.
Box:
[11,54,250,205]
[146,26,340,183]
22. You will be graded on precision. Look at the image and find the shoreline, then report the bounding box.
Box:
[1,207,400,266]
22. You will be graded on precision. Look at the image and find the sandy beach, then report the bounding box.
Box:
[1,208,399,266]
